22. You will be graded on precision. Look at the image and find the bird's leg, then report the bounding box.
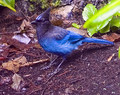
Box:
[48,58,65,76]
[41,56,59,70]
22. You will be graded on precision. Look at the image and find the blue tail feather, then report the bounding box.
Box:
[82,38,114,45]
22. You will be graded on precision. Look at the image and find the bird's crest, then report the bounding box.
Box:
[36,8,51,21]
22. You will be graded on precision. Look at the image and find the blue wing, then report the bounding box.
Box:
[47,26,85,44]
[39,26,85,56]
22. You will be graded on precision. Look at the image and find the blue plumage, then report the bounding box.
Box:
[31,8,114,75]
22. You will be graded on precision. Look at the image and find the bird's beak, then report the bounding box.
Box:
[31,20,37,25]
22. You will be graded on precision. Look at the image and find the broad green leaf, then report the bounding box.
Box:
[118,47,120,59]
[83,0,120,36]
[87,26,99,36]
[114,11,120,16]
[110,16,120,27]
[82,4,97,21]
[100,23,110,33]
[72,23,81,29]
[3,0,15,7]
[0,0,16,12]
[87,17,112,36]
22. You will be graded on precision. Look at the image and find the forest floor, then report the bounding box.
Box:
[0,2,120,95]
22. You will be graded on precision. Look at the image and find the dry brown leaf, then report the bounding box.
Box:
[1,35,33,51]
[2,56,27,72]
[102,33,120,42]
[19,19,31,31]
[107,53,115,62]
[2,56,49,72]
[19,19,36,34]
[11,73,24,91]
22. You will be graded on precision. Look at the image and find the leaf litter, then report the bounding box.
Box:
[11,73,25,91]
[2,56,49,73]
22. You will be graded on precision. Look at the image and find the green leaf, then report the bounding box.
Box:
[87,27,97,36]
[82,4,97,21]
[0,0,16,12]
[114,11,120,16]
[83,0,120,36]
[110,16,120,27]
[72,23,81,29]
[87,17,112,36]
[100,23,110,33]
[118,47,120,59]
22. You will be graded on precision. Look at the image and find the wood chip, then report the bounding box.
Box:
[107,53,115,62]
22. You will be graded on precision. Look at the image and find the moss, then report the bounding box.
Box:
[29,4,36,12]
[51,0,61,7]
[40,0,49,9]
[28,0,61,11]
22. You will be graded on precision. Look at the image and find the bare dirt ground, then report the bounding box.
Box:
[0,41,120,95]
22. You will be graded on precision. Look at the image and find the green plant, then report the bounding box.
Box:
[0,0,16,12]
[29,0,61,12]
[72,23,81,29]
[40,0,49,9]
[82,0,120,36]
[51,0,61,7]
[118,47,120,59]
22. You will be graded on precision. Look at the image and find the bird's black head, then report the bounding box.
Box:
[31,7,51,26]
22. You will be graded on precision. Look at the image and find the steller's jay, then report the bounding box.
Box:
[31,8,114,75]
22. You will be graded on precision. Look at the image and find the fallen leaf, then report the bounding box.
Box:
[11,73,24,91]
[19,19,31,31]
[1,35,33,51]
[0,57,6,61]
[102,33,120,42]
[2,56,49,72]
[2,56,27,72]
[107,53,115,62]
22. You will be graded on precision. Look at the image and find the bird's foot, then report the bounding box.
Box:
[41,62,57,70]
[48,68,61,77]
[41,56,59,70]
[47,58,65,77]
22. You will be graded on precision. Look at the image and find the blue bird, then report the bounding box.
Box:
[31,8,114,75]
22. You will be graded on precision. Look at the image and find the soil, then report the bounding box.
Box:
[0,1,120,95]
[0,42,120,95]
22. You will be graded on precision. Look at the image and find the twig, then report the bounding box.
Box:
[21,59,50,67]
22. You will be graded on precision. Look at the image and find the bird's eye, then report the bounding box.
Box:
[37,18,45,22]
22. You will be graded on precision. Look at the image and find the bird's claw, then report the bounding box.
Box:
[41,65,51,70]
[41,62,57,70]
[48,68,61,77]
